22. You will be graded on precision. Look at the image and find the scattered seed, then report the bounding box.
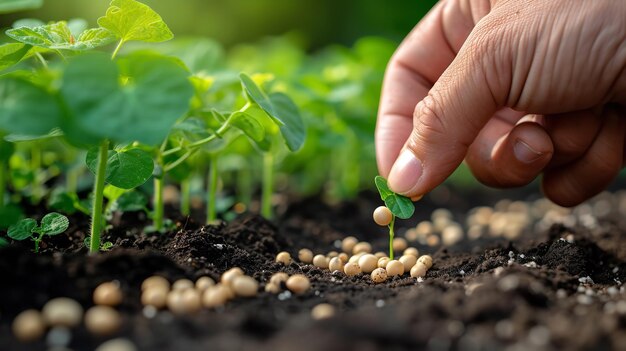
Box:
[410,262,427,278]
[286,274,310,294]
[311,303,335,320]
[202,285,231,308]
[276,251,292,265]
[95,338,137,351]
[270,272,289,286]
[338,253,349,263]
[172,279,194,291]
[417,255,433,269]
[141,276,170,292]
[42,298,83,328]
[371,268,388,283]
[343,262,361,276]
[12,309,46,342]
[84,306,121,336]
[93,281,122,307]
[232,276,259,297]
[386,260,404,277]
[373,206,393,226]
[298,248,313,263]
[141,286,169,309]
[221,267,244,286]
[348,252,364,263]
[378,256,390,269]
[352,242,372,255]
[195,276,215,291]
[328,257,344,272]
[341,236,358,254]
[399,254,417,271]
[426,234,440,247]
[167,289,201,314]
[327,251,339,258]
[358,254,378,273]
[313,254,329,269]
[392,237,408,252]
[264,283,281,294]
[403,247,419,257]
[374,251,387,259]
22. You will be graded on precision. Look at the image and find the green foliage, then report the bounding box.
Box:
[0,0,43,14]
[0,43,32,71]
[85,147,153,190]
[98,0,173,44]
[374,176,415,219]
[7,212,69,252]
[6,21,116,50]
[0,237,8,248]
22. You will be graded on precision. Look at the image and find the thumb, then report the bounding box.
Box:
[387,25,508,197]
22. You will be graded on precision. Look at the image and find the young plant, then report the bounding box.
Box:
[7,212,69,253]
[374,176,415,259]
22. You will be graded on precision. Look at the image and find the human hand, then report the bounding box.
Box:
[375,0,626,206]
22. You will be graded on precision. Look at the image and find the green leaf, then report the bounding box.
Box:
[12,18,45,29]
[115,190,147,212]
[4,128,64,142]
[103,184,126,202]
[269,92,305,152]
[61,52,193,146]
[86,147,154,189]
[47,190,79,214]
[7,218,36,240]
[97,0,173,44]
[239,73,283,125]
[6,21,115,51]
[374,176,415,219]
[0,43,32,71]
[0,0,43,14]
[0,204,24,229]
[0,76,62,136]
[0,139,15,162]
[0,237,8,248]
[229,112,265,142]
[40,212,69,235]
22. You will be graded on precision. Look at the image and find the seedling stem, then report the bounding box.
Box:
[388,216,395,260]
[89,139,109,253]
[153,176,164,231]
[180,178,191,216]
[111,39,125,60]
[262,152,274,219]
[207,155,218,223]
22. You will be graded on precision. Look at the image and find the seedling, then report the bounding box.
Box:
[374,176,415,259]
[7,212,69,253]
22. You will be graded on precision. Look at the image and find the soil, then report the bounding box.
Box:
[1,190,625,351]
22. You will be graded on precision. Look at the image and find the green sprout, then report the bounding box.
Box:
[7,212,69,253]
[374,176,415,259]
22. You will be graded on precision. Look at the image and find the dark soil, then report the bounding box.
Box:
[1,192,625,351]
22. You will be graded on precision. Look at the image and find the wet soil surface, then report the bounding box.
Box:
[1,191,625,351]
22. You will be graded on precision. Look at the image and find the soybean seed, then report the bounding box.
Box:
[172,279,194,291]
[276,251,292,265]
[141,276,170,292]
[42,298,83,328]
[374,251,387,259]
[195,276,215,291]
[370,268,388,283]
[327,251,339,258]
[95,338,137,351]
[386,260,404,277]
[358,254,378,273]
[298,248,313,263]
[313,254,329,269]
[141,287,168,309]
[84,306,121,336]
[417,255,433,269]
[270,272,289,286]
[232,276,258,297]
[392,237,408,252]
[338,253,349,263]
[12,309,46,342]
[410,262,427,278]
[202,285,231,308]
[311,303,335,320]
[403,247,419,257]
[221,267,244,286]
[93,281,122,307]
[264,283,281,294]
[348,252,364,264]
[343,262,361,276]
[352,242,372,255]
[377,257,390,269]
[328,257,344,272]
[341,236,358,254]
[399,254,418,271]
[373,206,393,226]
[286,274,310,294]
[168,289,201,314]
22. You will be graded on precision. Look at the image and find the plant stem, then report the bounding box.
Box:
[34,233,44,254]
[388,216,396,260]
[66,166,80,194]
[261,152,274,220]
[89,140,109,253]
[153,176,164,232]
[34,52,48,68]
[180,177,191,216]
[206,156,218,224]
[0,162,5,208]
[111,39,125,60]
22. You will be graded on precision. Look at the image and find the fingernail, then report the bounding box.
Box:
[514,139,543,163]
[388,150,423,194]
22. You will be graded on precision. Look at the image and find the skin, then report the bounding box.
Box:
[376,0,626,207]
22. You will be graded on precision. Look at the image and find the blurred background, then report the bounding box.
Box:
[0,0,437,49]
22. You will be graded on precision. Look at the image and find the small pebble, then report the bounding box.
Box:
[286,274,310,294]
[371,268,388,283]
[93,281,123,307]
[95,338,137,351]
[311,303,335,320]
[12,309,46,342]
[276,251,292,265]
[298,248,313,263]
[84,306,121,336]
[42,298,83,328]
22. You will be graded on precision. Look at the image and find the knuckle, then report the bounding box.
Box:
[413,95,448,139]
